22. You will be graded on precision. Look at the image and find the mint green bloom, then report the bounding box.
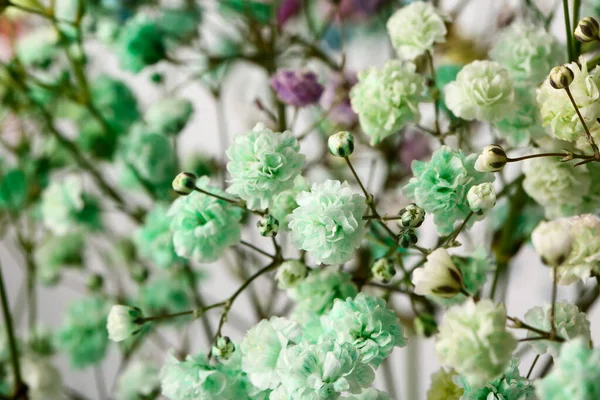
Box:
[554,214,600,284]
[427,369,463,400]
[435,299,517,389]
[290,268,358,316]
[489,23,563,84]
[494,87,546,146]
[56,296,109,368]
[168,176,243,262]
[34,233,84,286]
[271,175,309,230]
[146,97,194,136]
[240,317,302,390]
[289,180,367,265]
[278,340,375,399]
[536,338,600,400]
[456,359,534,400]
[403,146,494,235]
[226,123,305,210]
[138,272,191,318]
[350,60,426,145]
[134,204,181,269]
[117,14,166,73]
[40,175,101,236]
[343,388,392,400]
[322,293,406,367]
[115,360,160,400]
[524,301,591,356]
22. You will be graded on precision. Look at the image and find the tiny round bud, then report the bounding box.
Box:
[275,260,308,289]
[531,219,573,266]
[414,313,438,338]
[212,336,235,360]
[27,329,55,356]
[398,203,425,228]
[150,72,164,84]
[327,131,355,157]
[467,182,496,216]
[474,144,507,172]
[107,305,145,342]
[257,215,279,237]
[398,229,418,248]
[172,172,197,195]
[574,17,600,43]
[371,258,396,283]
[549,65,575,90]
[130,264,149,283]
[86,273,104,291]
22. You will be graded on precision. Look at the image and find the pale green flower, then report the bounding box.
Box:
[290,268,358,316]
[34,233,84,286]
[435,299,517,389]
[403,146,494,235]
[226,123,305,210]
[117,14,166,73]
[271,175,309,230]
[560,214,600,284]
[536,338,600,400]
[16,28,59,69]
[289,180,367,265]
[350,60,426,145]
[278,340,375,399]
[107,305,145,342]
[386,1,446,60]
[456,359,534,400]
[343,388,392,400]
[138,272,192,317]
[522,156,591,218]
[56,296,109,368]
[40,175,100,236]
[444,60,515,122]
[537,60,600,142]
[489,23,563,84]
[219,343,273,400]
[426,369,463,400]
[240,317,302,390]
[146,97,194,136]
[275,260,308,289]
[14,356,63,400]
[494,87,547,146]
[168,176,243,262]
[321,293,406,367]
[523,301,590,356]
[134,204,181,269]
[115,360,160,400]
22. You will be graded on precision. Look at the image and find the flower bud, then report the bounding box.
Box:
[412,248,464,298]
[212,336,235,360]
[398,203,425,228]
[328,131,355,157]
[414,313,438,338]
[531,219,573,266]
[257,215,279,237]
[107,305,145,342]
[371,258,396,283]
[574,17,600,43]
[86,273,104,291]
[467,183,496,216]
[275,260,308,289]
[172,172,197,195]
[474,145,507,172]
[398,229,418,248]
[549,65,574,90]
[130,264,149,283]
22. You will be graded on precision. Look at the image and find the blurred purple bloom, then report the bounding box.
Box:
[319,72,358,126]
[338,0,389,18]
[277,0,302,26]
[271,69,324,107]
[400,130,432,171]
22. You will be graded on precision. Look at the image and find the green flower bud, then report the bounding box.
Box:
[130,264,149,283]
[257,215,279,237]
[327,131,355,157]
[474,144,507,172]
[275,260,308,289]
[399,203,425,228]
[172,172,197,195]
[414,313,438,338]
[398,229,418,248]
[86,274,104,292]
[371,258,396,283]
[27,329,55,356]
[212,336,235,360]
[549,65,575,89]
[574,17,600,43]
[107,305,145,342]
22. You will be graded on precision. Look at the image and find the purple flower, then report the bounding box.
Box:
[338,0,389,19]
[271,69,324,107]
[319,72,358,126]
[277,0,302,27]
[400,130,432,171]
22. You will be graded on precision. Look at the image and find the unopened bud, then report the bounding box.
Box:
[172,172,197,195]
[549,65,574,90]
[574,17,600,43]
[475,145,507,172]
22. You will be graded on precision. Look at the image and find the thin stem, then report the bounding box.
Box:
[508,316,565,342]
[563,0,575,61]
[573,0,582,58]
[506,152,575,162]
[0,262,23,395]
[446,211,474,246]
[426,50,441,136]
[527,355,540,379]
[564,86,600,159]
[142,302,225,323]
[213,90,229,189]
[363,215,403,221]
[239,240,277,259]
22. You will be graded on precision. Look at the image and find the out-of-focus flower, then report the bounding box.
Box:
[275,260,308,289]
[117,14,166,73]
[412,248,464,298]
[320,72,359,126]
[115,360,160,400]
[107,305,145,342]
[271,69,324,107]
[134,204,181,269]
[145,97,194,136]
[426,369,463,400]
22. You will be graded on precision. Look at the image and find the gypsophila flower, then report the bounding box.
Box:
[270,175,308,231]
[559,214,600,284]
[531,219,573,267]
[386,1,447,60]
[435,299,517,389]
[271,69,324,107]
[489,23,563,84]
[213,337,235,361]
[240,316,302,390]
[494,87,547,146]
[536,338,600,400]
[146,97,194,135]
[289,180,367,264]
[138,273,192,318]
[343,388,392,400]
[117,14,166,73]
[319,72,358,126]
[456,358,534,400]
[134,204,181,269]
[474,145,508,173]
[115,360,160,400]
[34,233,84,286]
[404,146,494,235]
[413,248,464,298]
[321,293,406,367]
[107,305,145,342]
[467,182,496,216]
[350,60,426,145]
[168,176,242,262]
[290,268,358,316]
[426,369,463,400]
[371,258,395,283]
[328,131,355,157]
[444,60,515,122]
[278,340,375,399]
[524,301,591,356]
[275,260,308,289]
[226,123,305,210]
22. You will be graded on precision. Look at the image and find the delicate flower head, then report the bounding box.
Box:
[321,293,406,367]
[531,219,574,267]
[290,268,358,316]
[370,258,395,283]
[134,204,181,269]
[524,301,591,357]
[275,260,308,289]
[489,23,563,84]
[536,338,600,400]
[456,358,534,400]
[426,369,463,400]
[289,180,367,264]
[435,299,517,389]
[404,146,494,235]
[115,360,160,400]
[240,316,302,390]
[34,233,84,286]
[226,123,305,210]
[467,182,496,216]
[444,60,515,122]
[271,69,324,107]
[343,388,392,400]
[412,248,464,298]
[350,60,426,145]
[168,176,243,262]
[320,72,359,126]
[386,1,447,60]
[146,97,194,135]
[494,86,547,146]
[117,14,166,73]
[107,305,145,342]
[559,214,600,284]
